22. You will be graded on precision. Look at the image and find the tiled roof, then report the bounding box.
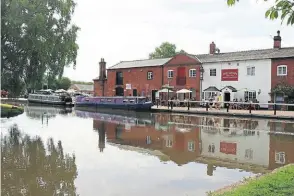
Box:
[72,84,93,91]
[108,58,172,70]
[221,86,237,92]
[203,86,220,92]
[193,47,294,63]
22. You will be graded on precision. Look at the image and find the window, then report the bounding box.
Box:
[147,71,153,80]
[167,70,174,78]
[247,66,255,76]
[189,69,196,77]
[277,65,287,76]
[188,141,195,152]
[166,139,173,147]
[275,152,285,164]
[244,91,256,101]
[208,144,215,153]
[210,69,216,76]
[245,149,253,160]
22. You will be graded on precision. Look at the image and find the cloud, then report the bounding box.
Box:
[63,0,294,81]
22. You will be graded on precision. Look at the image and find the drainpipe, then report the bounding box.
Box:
[161,65,164,86]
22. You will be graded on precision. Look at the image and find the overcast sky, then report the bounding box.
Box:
[63,0,294,82]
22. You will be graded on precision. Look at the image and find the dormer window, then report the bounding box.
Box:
[277,65,287,76]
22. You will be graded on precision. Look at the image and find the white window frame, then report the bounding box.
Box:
[189,69,196,77]
[247,66,255,76]
[277,65,287,76]
[167,70,174,78]
[187,141,195,152]
[166,139,173,147]
[210,69,216,76]
[275,152,285,164]
[244,91,256,101]
[147,71,153,80]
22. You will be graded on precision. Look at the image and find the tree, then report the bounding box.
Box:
[57,77,72,90]
[1,124,78,195]
[149,42,177,59]
[227,0,294,25]
[1,0,80,96]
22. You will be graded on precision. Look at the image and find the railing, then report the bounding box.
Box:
[176,76,186,86]
[154,99,294,116]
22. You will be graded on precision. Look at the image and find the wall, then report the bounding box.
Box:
[271,58,294,88]
[200,128,270,167]
[106,66,163,97]
[163,54,201,100]
[202,59,272,106]
[93,80,107,96]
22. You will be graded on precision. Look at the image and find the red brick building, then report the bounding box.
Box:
[93,53,202,101]
[94,30,294,103]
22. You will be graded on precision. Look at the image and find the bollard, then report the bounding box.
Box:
[249,104,252,114]
[157,100,159,108]
[227,103,229,113]
[187,101,190,111]
[274,104,277,115]
[171,101,173,110]
[206,102,209,111]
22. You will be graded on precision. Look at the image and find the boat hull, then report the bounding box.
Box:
[28,99,73,106]
[75,102,153,111]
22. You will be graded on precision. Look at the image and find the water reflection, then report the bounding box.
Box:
[87,111,294,174]
[1,124,78,196]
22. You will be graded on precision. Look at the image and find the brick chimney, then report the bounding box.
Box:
[209,41,216,54]
[99,58,106,80]
[273,30,281,49]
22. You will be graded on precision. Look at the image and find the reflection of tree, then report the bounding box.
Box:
[1,124,78,196]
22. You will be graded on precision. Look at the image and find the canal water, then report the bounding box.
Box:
[1,105,294,196]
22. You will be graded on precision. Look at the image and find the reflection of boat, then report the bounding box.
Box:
[28,89,73,106]
[75,110,153,126]
[75,96,153,111]
[25,105,73,119]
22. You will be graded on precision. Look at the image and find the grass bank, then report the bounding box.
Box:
[1,103,24,118]
[209,164,294,196]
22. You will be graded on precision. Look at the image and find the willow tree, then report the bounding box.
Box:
[227,0,294,25]
[1,0,79,95]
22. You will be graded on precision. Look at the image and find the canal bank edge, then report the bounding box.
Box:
[207,164,294,196]
[151,107,294,120]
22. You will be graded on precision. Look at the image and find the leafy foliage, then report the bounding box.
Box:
[57,77,72,90]
[149,42,186,59]
[271,82,294,96]
[1,0,80,96]
[1,124,78,195]
[227,0,294,25]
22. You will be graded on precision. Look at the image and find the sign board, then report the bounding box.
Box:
[221,69,238,81]
[220,141,237,155]
[126,84,131,90]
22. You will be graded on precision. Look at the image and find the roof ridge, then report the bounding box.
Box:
[120,57,171,63]
[192,47,294,56]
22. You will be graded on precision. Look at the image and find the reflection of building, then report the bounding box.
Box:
[268,122,294,170]
[93,113,201,166]
[93,121,106,152]
[200,125,270,167]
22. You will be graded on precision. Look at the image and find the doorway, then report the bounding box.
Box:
[224,92,231,108]
[133,89,138,96]
[115,87,124,96]
[151,90,158,103]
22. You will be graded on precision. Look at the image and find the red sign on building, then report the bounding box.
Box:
[221,69,238,81]
[220,141,237,155]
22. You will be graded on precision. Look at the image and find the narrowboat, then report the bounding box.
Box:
[75,96,153,111]
[28,90,73,106]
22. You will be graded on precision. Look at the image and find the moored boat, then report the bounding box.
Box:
[75,96,153,111]
[28,90,73,106]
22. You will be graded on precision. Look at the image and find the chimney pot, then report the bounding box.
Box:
[209,41,216,55]
[273,30,281,49]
